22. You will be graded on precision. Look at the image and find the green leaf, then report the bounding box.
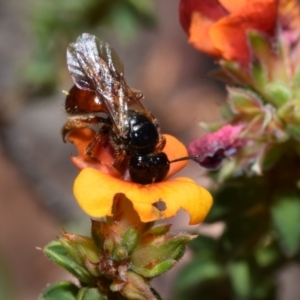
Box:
[264,81,291,107]
[223,213,268,253]
[77,287,107,300]
[228,261,251,300]
[206,175,265,223]
[261,144,284,170]
[255,244,280,268]
[271,196,300,256]
[286,124,300,141]
[175,258,224,289]
[188,235,216,256]
[39,281,79,300]
[43,241,94,284]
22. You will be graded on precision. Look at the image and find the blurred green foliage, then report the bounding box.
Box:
[25,0,156,95]
[0,253,16,300]
[171,150,300,300]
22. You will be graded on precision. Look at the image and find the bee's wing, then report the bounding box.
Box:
[67,33,131,135]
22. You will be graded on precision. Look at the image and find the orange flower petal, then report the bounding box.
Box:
[67,128,120,176]
[163,134,189,178]
[69,128,212,224]
[179,0,228,33]
[189,12,222,57]
[68,128,188,180]
[74,168,213,225]
[219,0,248,13]
[210,0,277,64]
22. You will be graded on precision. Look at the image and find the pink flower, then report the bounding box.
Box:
[188,125,245,169]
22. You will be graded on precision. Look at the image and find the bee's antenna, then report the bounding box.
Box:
[169,155,200,164]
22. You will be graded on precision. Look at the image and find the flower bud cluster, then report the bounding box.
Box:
[43,216,195,299]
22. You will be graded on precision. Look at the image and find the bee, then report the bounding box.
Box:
[62,33,196,184]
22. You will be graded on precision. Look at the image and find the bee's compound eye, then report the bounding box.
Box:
[129,153,170,184]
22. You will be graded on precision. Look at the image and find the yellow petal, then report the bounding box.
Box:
[74,168,213,225]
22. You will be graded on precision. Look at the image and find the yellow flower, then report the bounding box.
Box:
[68,128,212,225]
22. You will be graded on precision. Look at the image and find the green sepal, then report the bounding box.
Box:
[43,241,94,284]
[112,245,128,261]
[208,67,240,85]
[264,81,291,107]
[39,281,79,300]
[220,60,253,87]
[60,234,100,272]
[144,224,171,236]
[292,65,300,87]
[251,61,267,91]
[132,259,176,278]
[77,287,107,300]
[131,233,195,277]
[91,220,120,253]
[248,31,287,85]
[83,257,101,277]
[117,271,162,300]
[121,227,140,254]
[248,31,272,90]
[200,121,224,133]
[219,102,236,121]
[248,31,272,61]
[227,87,263,116]
[217,159,237,182]
[271,195,300,256]
[91,220,106,250]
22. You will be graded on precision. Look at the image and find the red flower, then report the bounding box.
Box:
[179,0,278,65]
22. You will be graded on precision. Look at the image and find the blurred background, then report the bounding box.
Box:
[0,0,226,299]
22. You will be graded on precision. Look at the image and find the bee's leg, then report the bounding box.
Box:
[61,115,109,142]
[112,150,129,175]
[85,132,104,160]
[156,135,166,152]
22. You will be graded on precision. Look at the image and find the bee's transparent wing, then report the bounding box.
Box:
[67,33,129,134]
[67,33,156,136]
